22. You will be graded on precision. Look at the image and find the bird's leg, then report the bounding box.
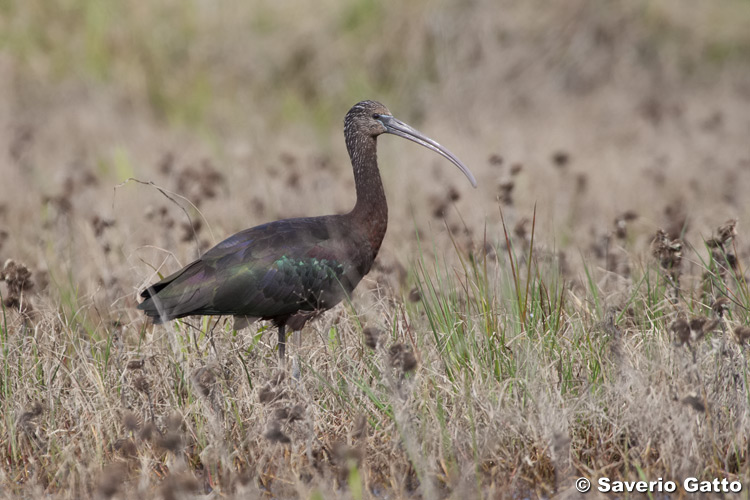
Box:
[208,317,220,357]
[290,330,302,380]
[277,323,286,363]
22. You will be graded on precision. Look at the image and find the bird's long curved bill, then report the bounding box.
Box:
[381,115,477,188]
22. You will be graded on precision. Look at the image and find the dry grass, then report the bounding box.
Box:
[2,0,750,498]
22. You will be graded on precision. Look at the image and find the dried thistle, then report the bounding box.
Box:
[362,326,380,350]
[264,424,291,444]
[712,297,731,317]
[717,219,737,246]
[689,317,719,342]
[114,438,138,459]
[17,402,45,449]
[651,230,683,271]
[180,218,203,243]
[389,343,418,373]
[139,421,157,441]
[651,229,683,295]
[156,431,183,454]
[514,218,529,241]
[498,179,514,205]
[122,411,141,432]
[551,151,570,168]
[273,404,305,423]
[733,326,750,345]
[671,318,690,346]
[488,154,503,166]
[126,359,145,370]
[258,386,284,404]
[160,473,200,500]
[352,413,368,440]
[133,376,150,394]
[614,211,638,240]
[91,215,114,237]
[192,366,216,398]
[1,259,34,312]
[681,395,706,413]
[97,463,128,499]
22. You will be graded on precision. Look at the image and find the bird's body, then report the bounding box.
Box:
[138,100,476,359]
[140,214,377,327]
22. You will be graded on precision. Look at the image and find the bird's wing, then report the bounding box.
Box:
[138,216,368,322]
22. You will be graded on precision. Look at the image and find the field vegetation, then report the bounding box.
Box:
[2,0,750,498]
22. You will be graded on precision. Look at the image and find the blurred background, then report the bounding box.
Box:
[1,0,750,308]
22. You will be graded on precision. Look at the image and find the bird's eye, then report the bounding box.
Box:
[372,113,380,119]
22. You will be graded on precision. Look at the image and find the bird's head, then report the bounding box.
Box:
[345,100,477,188]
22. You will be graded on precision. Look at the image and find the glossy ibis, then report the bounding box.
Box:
[138,100,476,360]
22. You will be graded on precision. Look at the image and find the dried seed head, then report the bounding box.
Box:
[671,318,690,345]
[258,386,284,404]
[156,431,183,454]
[552,151,570,168]
[513,218,529,241]
[402,351,418,372]
[389,343,418,373]
[651,229,683,272]
[114,438,138,459]
[139,421,157,441]
[1,259,34,295]
[352,413,368,440]
[702,318,719,335]
[192,366,216,397]
[287,404,305,422]
[488,154,503,166]
[91,215,114,237]
[127,359,145,370]
[273,405,304,423]
[362,327,380,350]
[270,370,286,386]
[717,219,738,245]
[165,412,182,432]
[180,219,203,242]
[575,173,588,193]
[498,179,514,205]
[689,317,707,333]
[264,424,291,444]
[273,407,290,421]
[19,402,43,424]
[97,463,128,499]
[122,411,141,432]
[681,395,706,413]
[431,198,448,218]
[733,326,750,345]
[689,317,717,342]
[160,473,200,500]
[333,441,364,466]
[712,297,731,317]
[133,376,150,394]
[614,211,637,240]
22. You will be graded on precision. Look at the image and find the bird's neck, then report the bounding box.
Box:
[347,134,388,255]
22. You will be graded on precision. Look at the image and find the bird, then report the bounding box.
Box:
[138,100,476,361]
